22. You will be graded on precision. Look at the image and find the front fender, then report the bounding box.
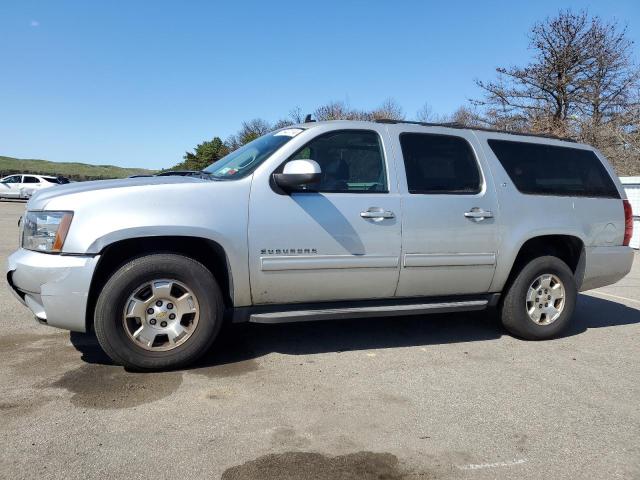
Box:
[45,179,252,306]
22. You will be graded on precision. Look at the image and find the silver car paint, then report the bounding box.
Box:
[7,248,99,331]
[386,124,501,297]
[30,174,253,308]
[248,122,402,304]
[472,130,633,292]
[6,120,635,333]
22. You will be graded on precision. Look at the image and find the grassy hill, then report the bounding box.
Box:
[0,155,155,181]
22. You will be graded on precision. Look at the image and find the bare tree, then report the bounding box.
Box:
[369,98,405,120]
[314,101,354,121]
[288,106,306,124]
[475,11,602,135]
[475,10,640,174]
[580,22,639,130]
[313,99,404,122]
[416,102,438,122]
[448,106,484,127]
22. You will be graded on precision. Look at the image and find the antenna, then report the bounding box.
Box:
[304,114,315,123]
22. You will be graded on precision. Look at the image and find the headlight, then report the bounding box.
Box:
[22,211,73,253]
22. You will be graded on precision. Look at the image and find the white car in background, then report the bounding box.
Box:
[0,174,68,200]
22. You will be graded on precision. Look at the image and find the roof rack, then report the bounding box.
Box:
[374,119,577,143]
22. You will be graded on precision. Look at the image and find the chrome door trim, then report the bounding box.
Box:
[403,253,496,268]
[261,254,400,271]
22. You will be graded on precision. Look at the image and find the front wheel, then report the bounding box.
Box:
[500,255,577,340]
[94,253,223,370]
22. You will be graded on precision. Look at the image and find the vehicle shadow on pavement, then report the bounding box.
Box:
[69,294,638,371]
[565,294,639,335]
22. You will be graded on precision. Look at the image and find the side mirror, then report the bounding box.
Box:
[273,159,321,191]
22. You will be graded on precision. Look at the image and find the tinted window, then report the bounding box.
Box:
[400,133,481,194]
[488,140,619,198]
[43,177,60,183]
[290,130,387,192]
[23,176,39,183]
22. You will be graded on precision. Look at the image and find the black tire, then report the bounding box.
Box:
[94,253,224,371]
[500,255,577,340]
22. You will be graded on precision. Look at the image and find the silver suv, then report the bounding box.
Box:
[7,120,635,370]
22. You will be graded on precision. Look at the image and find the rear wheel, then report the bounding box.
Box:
[94,253,223,370]
[500,255,577,340]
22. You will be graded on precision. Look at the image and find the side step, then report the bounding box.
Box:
[248,299,489,324]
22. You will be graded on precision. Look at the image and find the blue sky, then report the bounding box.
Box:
[1,1,639,169]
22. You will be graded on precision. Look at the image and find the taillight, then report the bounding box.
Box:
[623,200,633,246]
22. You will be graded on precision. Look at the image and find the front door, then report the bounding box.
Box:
[248,127,402,305]
[390,126,500,297]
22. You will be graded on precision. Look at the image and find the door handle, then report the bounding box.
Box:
[361,207,395,221]
[464,208,493,221]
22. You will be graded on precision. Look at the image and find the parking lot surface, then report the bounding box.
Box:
[1,200,639,479]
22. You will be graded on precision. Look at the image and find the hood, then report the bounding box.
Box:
[28,175,203,210]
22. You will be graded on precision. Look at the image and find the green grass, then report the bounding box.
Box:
[0,155,155,181]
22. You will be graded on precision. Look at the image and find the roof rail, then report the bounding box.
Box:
[374,119,577,143]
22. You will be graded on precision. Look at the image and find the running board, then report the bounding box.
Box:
[248,299,489,324]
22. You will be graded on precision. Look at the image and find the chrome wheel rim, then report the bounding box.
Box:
[526,274,565,325]
[122,279,199,351]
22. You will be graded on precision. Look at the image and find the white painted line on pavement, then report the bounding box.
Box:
[587,291,640,305]
[457,458,528,470]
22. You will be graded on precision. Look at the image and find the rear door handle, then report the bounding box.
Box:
[464,208,493,221]
[361,207,395,221]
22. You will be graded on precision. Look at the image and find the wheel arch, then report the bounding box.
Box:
[495,234,586,294]
[85,235,234,331]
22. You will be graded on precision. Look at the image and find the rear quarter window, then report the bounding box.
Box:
[488,139,619,199]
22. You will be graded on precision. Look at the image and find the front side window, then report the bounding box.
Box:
[487,140,620,198]
[1,176,20,184]
[205,128,304,179]
[400,133,481,194]
[289,130,387,193]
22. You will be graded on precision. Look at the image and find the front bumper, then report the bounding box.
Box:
[6,248,100,332]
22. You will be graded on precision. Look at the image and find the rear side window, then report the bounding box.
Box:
[488,140,619,198]
[23,176,39,183]
[399,133,481,194]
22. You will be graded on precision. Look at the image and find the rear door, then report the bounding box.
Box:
[390,126,500,297]
[22,175,42,196]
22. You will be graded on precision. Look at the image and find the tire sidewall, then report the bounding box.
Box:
[95,254,223,370]
[502,256,577,339]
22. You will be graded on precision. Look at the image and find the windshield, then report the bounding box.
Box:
[204,128,304,179]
